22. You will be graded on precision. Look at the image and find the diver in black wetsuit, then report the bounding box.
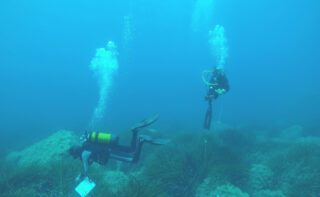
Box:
[68,114,168,181]
[204,66,230,130]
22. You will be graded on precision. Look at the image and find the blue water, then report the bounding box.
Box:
[0,0,319,149]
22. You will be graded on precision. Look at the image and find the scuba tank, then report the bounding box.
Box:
[89,132,118,145]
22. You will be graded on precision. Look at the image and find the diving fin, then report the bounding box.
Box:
[131,113,159,131]
[149,138,170,145]
[139,135,170,145]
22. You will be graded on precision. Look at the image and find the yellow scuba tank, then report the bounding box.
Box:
[89,132,118,145]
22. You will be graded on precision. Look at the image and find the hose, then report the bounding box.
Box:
[202,70,218,86]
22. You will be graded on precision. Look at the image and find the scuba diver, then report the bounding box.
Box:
[203,66,230,130]
[69,114,168,182]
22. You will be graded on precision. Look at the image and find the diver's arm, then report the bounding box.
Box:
[81,150,92,177]
[75,150,92,183]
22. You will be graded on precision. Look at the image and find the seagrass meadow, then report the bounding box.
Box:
[1,125,320,197]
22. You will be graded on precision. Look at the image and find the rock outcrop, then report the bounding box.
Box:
[6,130,79,167]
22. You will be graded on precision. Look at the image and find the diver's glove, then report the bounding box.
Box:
[75,173,87,184]
[80,131,89,144]
[215,88,226,95]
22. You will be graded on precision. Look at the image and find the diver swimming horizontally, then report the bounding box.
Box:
[203,66,230,130]
[68,114,169,183]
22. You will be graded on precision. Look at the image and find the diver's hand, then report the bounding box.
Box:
[215,88,226,95]
[75,174,81,183]
[75,173,86,184]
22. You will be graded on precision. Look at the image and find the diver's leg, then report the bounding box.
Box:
[204,111,209,129]
[110,135,168,163]
[204,108,209,129]
[111,114,160,154]
[109,152,134,163]
[113,114,159,153]
[207,107,212,129]
[111,128,138,153]
[207,102,213,129]
[109,138,144,163]
[204,101,212,129]
[130,128,138,151]
[132,137,144,163]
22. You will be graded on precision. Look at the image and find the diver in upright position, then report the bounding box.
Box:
[69,114,168,181]
[203,66,230,130]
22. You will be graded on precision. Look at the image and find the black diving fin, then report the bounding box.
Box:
[131,113,160,131]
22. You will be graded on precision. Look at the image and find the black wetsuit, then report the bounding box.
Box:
[71,114,167,179]
[81,141,111,165]
[204,69,230,130]
[80,128,142,166]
